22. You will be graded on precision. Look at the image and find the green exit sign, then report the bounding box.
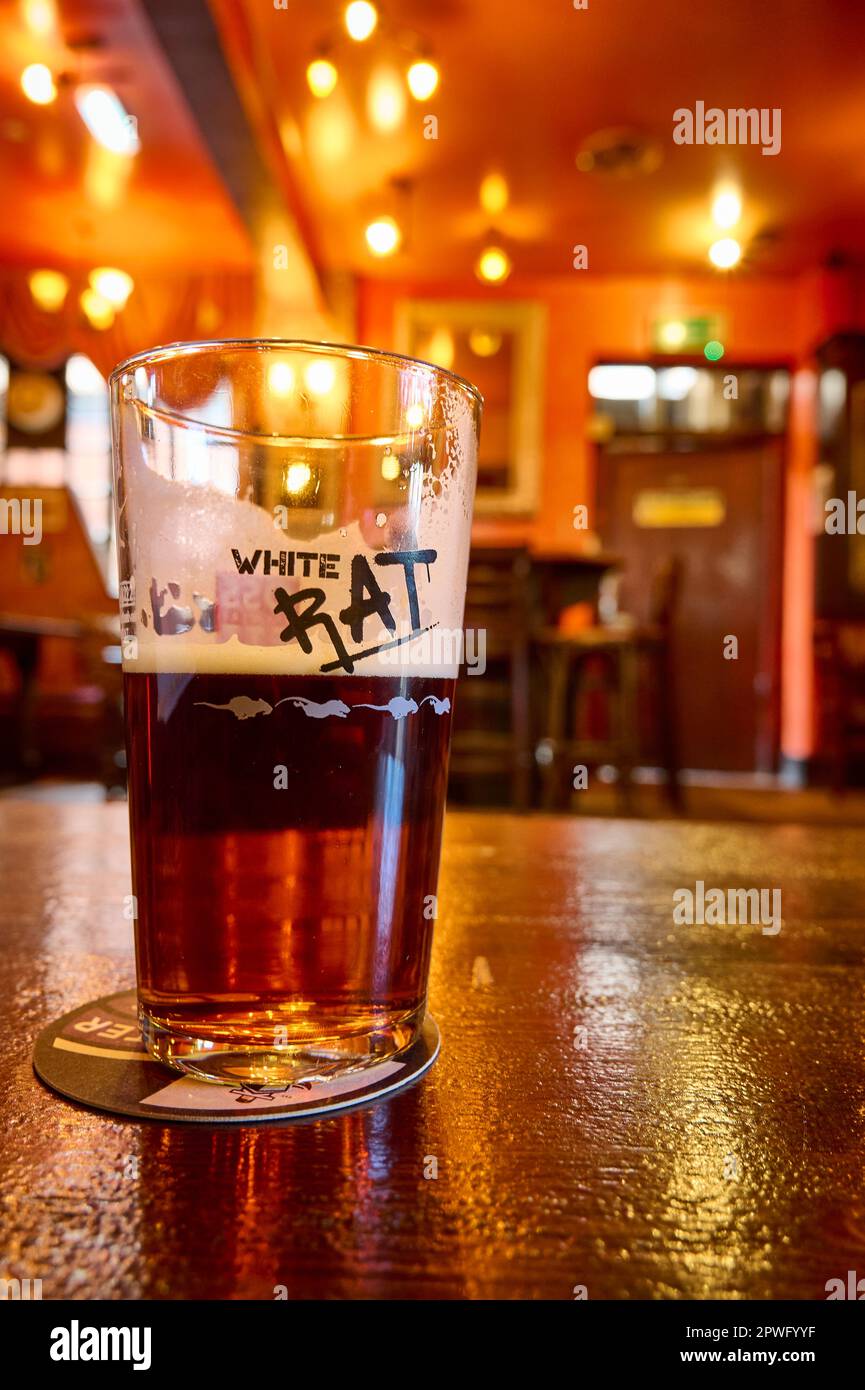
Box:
[652,315,725,353]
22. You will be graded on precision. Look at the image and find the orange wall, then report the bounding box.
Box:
[359,272,828,547]
[357,268,862,764]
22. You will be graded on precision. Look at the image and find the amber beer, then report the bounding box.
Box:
[110,339,479,1085]
[124,670,453,1075]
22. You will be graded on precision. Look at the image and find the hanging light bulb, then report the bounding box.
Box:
[711,185,742,230]
[80,288,115,330]
[268,362,295,397]
[475,245,512,284]
[21,63,56,105]
[284,463,313,494]
[75,85,140,154]
[365,216,401,257]
[305,360,336,395]
[89,267,134,308]
[479,172,509,216]
[23,0,58,37]
[345,1,377,41]
[306,57,338,99]
[406,60,439,101]
[367,66,405,131]
[708,237,741,269]
[28,269,68,312]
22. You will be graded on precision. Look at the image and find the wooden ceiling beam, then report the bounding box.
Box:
[141,0,327,325]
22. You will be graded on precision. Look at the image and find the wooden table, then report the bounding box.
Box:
[2,803,864,1300]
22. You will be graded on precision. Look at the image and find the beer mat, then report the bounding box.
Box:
[33,989,440,1124]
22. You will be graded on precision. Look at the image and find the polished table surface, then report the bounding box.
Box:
[2,802,864,1300]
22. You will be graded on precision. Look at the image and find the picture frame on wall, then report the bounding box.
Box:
[395,299,546,515]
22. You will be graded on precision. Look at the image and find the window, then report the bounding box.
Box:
[588,363,790,438]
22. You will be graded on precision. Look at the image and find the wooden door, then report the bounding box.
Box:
[597,442,784,771]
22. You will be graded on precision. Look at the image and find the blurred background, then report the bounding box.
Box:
[2,0,865,821]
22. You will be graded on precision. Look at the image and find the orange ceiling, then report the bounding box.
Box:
[0,0,251,270]
[210,0,865,279]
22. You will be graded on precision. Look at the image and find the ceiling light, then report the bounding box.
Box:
[80,287,115,330]
[305,360,336,395]
[365,216,401,256]
[306,58,338,99]
[89,267,134,307]
[284,463,313,494]
[479,172,509,216]
[21,63,56,105]
[711,186,742,230]
[367,67,405,131]
[28,268,68,312]
[345,2,377,41]
[708,237,741,269]
[406,61,439,101]
[75,85,140,154]
[588,365,656,401]
[475,245,512,284]
[268,361,295,397]
[307,103,355,162]
[23,0,57,36]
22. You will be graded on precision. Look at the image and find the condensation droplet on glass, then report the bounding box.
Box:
[338,527,347,538]
[375,512,387,528]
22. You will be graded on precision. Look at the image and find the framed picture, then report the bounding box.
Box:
[395,299,546,514]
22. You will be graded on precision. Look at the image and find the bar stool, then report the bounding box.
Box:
[533,559,682,812]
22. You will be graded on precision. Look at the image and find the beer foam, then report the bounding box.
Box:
[126,636,461,679]
[117,407,476,680]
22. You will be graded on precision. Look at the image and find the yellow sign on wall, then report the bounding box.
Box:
[633,488,726,528]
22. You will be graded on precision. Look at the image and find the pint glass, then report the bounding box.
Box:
[109,341,480,1084]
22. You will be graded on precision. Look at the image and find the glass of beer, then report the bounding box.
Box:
[109,341,480,1085]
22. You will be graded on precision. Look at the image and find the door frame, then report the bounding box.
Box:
[595,424,788,774]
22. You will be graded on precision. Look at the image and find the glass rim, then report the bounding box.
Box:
[109,336,485,411]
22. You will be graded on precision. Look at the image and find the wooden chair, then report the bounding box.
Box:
[0,485,122,788]
[448,547,534,809]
